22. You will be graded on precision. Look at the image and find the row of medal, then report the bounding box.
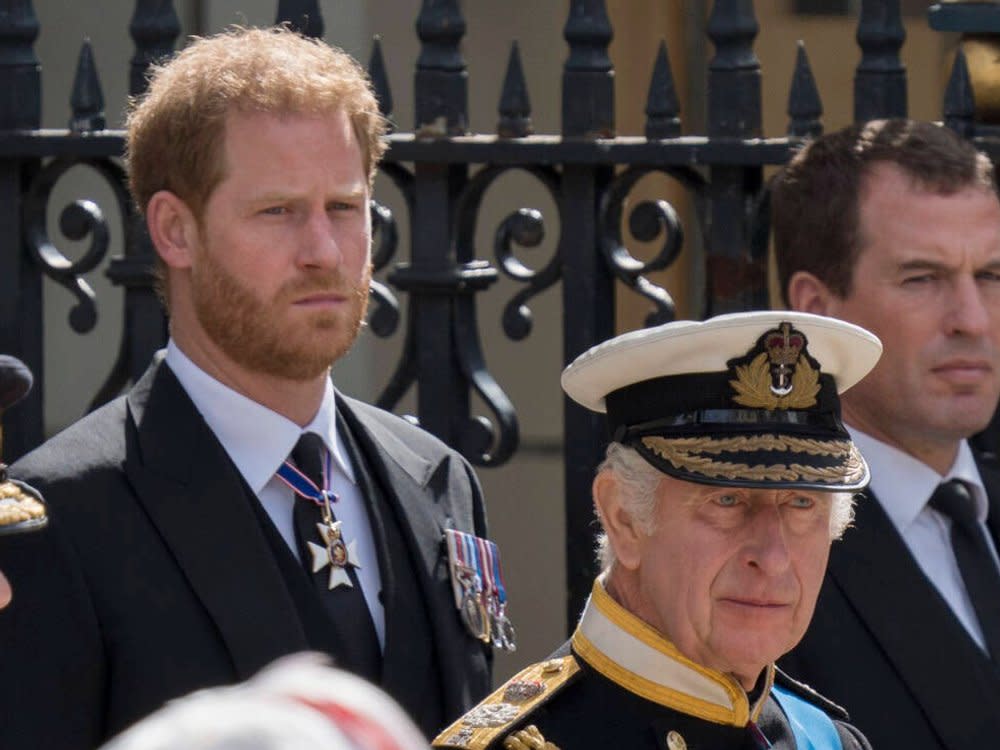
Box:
[445,529,517,652]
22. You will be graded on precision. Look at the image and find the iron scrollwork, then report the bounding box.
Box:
[23,157,131,334]
[446,163,564,466]
[495,204,559,342]
[476,167,563,342]
[599,165,706,327]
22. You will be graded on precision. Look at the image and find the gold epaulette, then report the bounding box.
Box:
[433,655,580,750]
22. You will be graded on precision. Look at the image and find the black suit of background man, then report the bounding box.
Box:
[780,462,1000,750]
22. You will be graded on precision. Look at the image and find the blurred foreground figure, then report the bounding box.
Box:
[101,654,430,750]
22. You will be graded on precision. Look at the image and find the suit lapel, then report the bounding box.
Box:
[123,361,309,680]
[335,395,488,718]
[335,398,443,576]
[828,490,1000,748]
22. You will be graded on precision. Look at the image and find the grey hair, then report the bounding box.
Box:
[594,443,857,572]
[594,443,665,571]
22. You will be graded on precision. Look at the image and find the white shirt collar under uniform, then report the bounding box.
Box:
[165,339,356,493]
[848,425,993,652]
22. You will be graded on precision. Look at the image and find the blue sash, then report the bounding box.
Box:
[770,684,843,750]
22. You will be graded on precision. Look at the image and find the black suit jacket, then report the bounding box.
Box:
[780,459,1000,750]
[0,359,491,749]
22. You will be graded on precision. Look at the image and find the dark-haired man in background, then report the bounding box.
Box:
[774,119,1000,750]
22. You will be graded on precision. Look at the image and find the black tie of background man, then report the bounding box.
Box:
[291,432,382,681]
[929,479,1000,661]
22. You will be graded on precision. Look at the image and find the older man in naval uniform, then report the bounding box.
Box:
[434,311,876,750]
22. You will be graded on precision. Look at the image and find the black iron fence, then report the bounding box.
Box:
[0,0,993,622]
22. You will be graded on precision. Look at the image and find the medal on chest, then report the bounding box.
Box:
[277,450,362,591]
[307,498,362,590]
[444,528,517,651]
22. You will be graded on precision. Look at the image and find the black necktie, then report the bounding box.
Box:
[290,433,381,681]
[929,479,1000,660]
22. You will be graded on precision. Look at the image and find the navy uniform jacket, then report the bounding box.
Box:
[0,358,491,748]
[435,581,870,750]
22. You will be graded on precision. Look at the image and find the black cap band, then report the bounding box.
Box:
[605,371,843,441]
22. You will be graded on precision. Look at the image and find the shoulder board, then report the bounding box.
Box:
[432,655,581,750]
[773,667,849,720]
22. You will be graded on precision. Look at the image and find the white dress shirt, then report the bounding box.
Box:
[165,340,385,648]
[850,426,998,652]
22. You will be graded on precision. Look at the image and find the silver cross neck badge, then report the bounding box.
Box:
[308,519,361,590]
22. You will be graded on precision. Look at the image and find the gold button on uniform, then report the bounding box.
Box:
[666,730,687,750]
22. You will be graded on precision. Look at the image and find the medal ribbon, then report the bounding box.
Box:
[276,449,335,507]
[488,539,507,606]
[445,530,510,607]
[462,533,484,591]
[445,528,459,565]
[475,536,495,602]
[444,529,515,650]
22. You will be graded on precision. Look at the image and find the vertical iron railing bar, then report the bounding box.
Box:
[944,48,976,138]
[69,40,106,133]
[128,1,181,99]
[401,0,479,460]
[562,0,614,138]
[415,0,468,136]
[703,0,765,319]
[91,0,178,416]
[497,41,533,139]
[368,36,396,134]
[787,41,823,138]
[561,0,616,626]
[645,39,682,140]
[854,0,907,122]
[275,0,324,38]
